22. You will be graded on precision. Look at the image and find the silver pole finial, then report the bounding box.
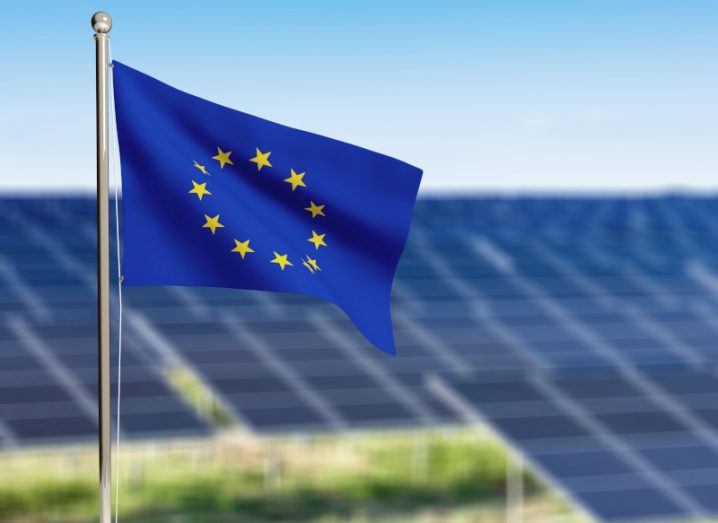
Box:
[91,12,112,34]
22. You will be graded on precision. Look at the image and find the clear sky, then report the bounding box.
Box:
[0,1,716,192]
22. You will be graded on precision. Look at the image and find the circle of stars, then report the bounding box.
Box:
[186,145,328,274]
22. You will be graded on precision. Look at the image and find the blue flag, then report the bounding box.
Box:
[112,62,422,354]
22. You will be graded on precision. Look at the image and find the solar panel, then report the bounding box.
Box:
[0,198,210,446]
[429,365,718,521]
[0,310,210,446]
[0,322,98,444]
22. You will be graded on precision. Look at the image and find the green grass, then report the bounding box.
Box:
[0,429,577,523]
[164,367,235,427]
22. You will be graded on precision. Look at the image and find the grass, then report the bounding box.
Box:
[164,367,236,428]
[0,429,581,523]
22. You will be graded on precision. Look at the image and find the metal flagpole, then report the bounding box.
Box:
[92,11,113,523]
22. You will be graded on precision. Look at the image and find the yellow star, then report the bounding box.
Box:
[307,256,320,272]
[231,239,254,259]
[307,230,327,250]
[188,180,211,200]
[270,251,293,270]
[202,214,224,234]
[284,169,307,191]
[249,148,272,171]
[212,147,234,169]
[302,255,321,273]
[193,161,210,176]
[304,201,325,218]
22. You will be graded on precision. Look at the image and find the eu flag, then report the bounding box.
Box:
[112,62,422,354]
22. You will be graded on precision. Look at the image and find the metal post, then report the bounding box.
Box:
[91,11,112,523]
[507,454,524,523]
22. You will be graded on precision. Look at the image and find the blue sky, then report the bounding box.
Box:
[0,1,716,192]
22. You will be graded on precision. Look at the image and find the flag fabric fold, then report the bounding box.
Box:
[112,61,422,354]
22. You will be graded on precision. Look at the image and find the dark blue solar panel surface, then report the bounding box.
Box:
[431,365,718,521]
[0,198,209,445]
[4,196,718,521]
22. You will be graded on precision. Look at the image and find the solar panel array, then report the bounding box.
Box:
[3,195,718,521]
[0,198,209,446]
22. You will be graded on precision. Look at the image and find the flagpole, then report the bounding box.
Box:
[92,11,112,523]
